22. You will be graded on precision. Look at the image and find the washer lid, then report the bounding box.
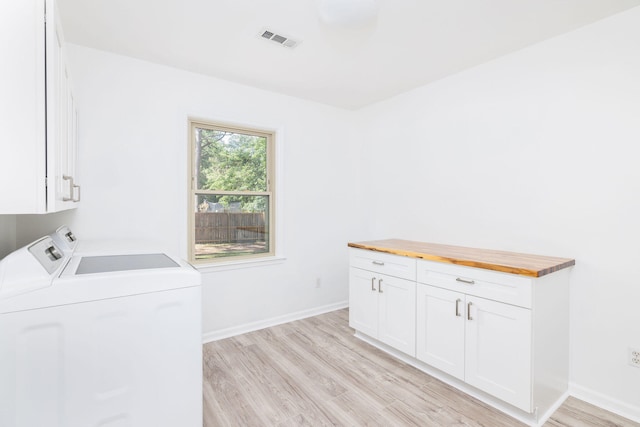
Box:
[75,253,179,275]
[2,253,200,314]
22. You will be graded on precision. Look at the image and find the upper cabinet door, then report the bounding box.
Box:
[0,0,47,213]
[0,0,79,214]
[48,3,79,212]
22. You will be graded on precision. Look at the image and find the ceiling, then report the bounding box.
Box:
[56,0,640,110]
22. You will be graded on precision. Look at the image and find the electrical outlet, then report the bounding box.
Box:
[629,348,640,368]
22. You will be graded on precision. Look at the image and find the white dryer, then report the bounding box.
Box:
[0,228,202,427]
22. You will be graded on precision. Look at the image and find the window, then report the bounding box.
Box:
[188,120,275,263]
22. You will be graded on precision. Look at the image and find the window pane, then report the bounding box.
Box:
[194,194,270,260]
[194,128,267,192]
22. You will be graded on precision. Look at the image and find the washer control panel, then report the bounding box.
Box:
[28,237,66,274]
[50,225,78,253]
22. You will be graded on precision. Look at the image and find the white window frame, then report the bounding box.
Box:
[188,119,279,266]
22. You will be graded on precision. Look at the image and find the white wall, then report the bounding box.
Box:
[17,45,368,336]
[0,216,16,259]
[358,7,640,419]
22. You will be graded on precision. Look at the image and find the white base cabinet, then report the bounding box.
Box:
[377,274,415,355]
[416,284,465,380]
[465,295,532,411]
[349,267,379,338]
[349,245,572,426]
[349,250,416,357]
[416,274,533,411]
[466,293,532,410]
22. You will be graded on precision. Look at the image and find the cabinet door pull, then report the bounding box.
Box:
[72,184,81,202]
[456,277,475,285]
[371,277,376,291]
[467,302,473,321]
[62,175,74,201]
[372,261,385,266]
[378,279,383,293]
[455,299,462,317]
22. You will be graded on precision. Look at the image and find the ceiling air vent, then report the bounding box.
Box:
[260,29,299,49]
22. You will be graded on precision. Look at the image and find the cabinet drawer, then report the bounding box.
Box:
[416,259,532,308]
[349,248,416,281]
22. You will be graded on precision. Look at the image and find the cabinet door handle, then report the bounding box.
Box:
[62,175,74,201]
[72,184,81,202]
[371,277,376,291]
[467,302,473,321]
[455,299,461,317]
[378,279,383,293]
[372,261,385,266]
[63,176,81,202]
[456,277,475,285]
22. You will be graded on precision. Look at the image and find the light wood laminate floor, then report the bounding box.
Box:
[203,308,638,427]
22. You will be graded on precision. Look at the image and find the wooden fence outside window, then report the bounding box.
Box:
[195,212,266,244]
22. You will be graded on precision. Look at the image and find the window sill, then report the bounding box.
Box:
[194,255,286,273]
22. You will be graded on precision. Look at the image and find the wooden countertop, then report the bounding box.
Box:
[348,239,575,278]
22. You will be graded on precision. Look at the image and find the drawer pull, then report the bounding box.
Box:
[371,277,376,291]
[378,279,383,293]
[467,302,473,321]
[372,261,385,266]
[455,299,461,317]
[456,277,475,285]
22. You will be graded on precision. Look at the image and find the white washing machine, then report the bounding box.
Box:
[0,227,202,427]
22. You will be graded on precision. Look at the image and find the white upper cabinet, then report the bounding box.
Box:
[0,0,79,214]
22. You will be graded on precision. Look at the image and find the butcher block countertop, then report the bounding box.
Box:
[348,239,575,278]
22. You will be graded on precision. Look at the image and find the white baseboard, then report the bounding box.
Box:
[201,301,349,343]
[570,382,640,424]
